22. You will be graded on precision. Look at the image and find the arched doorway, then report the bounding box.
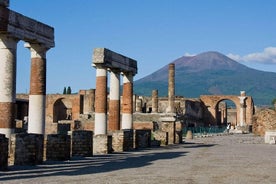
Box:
[53,98,72,122]
[216,99,237,126]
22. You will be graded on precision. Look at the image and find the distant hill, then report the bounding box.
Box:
[134,51,276,105]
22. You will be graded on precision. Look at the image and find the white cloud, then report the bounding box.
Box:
[227,47,276,64]
[184,52,196,57]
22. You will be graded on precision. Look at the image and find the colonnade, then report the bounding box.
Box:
[93,48,137,135]
[0,2,54,138]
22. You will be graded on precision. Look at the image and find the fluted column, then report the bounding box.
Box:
[25,43,48,134]
[108,70,120,131]
[94,66,107,135]
[0,36,18,138]
[121,73,133,129]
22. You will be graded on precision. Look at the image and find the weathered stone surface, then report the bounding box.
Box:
[93,48,137,74]
[135,129,151,148]
[46,134,71,161]
[10,133,44,165]
[93,134,112,154]
[72,130,93,157]
[253,108,276,136]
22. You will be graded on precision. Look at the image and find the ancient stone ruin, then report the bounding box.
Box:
[0,0,259,171]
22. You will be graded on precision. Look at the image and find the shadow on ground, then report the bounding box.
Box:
[0,143,215,181]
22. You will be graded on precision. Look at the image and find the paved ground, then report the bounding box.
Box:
[0,133,275,184]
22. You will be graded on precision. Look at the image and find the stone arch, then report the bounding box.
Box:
[200,93,254,127]
[215,98,238,126]
[53,98,73,122]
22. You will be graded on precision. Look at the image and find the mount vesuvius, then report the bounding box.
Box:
[134,51,276,105]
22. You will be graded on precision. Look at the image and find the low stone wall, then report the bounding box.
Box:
[160,120,176,144]
[46,134,71,161]
[72,130,93,157]
[10,133,44,166]
[135,129,151,148]
[0,134,8,170]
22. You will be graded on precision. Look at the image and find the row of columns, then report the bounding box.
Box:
[94,66,134,135]
[0,35,50,138]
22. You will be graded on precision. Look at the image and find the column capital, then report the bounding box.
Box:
[238,96,247,104]
[24,42,49,59]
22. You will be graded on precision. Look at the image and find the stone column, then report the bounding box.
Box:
[108,70,120,131]
[25,43,48,134]
[152,89,158,113]
[136,97,142,113]
[121,73,133,129]
[166,63,175,113]
[94,67,107,135]
[0,36,18,138]
[238,91,247,127]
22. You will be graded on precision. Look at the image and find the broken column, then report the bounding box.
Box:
[166,63,175,113]
[238,91,247,127]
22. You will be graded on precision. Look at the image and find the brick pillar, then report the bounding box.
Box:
[25,43,49,134]
[152,89,158,113]
[94,67,107,135]
[109,70,120,131]
[166,63,175,113]
[0,36,18,138]
[121,73,133,129]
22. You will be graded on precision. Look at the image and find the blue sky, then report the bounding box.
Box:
[10,0,276,94]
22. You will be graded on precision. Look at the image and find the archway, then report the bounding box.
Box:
[53,98,72,122]
[216,99,237,126]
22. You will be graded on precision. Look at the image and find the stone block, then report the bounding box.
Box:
[135,129,151,148]
[152,130,168,146]
[10,133,44,166]
[264,131,276,144]
[46,134,71,161]
[72,130,93,157]
[93,135,112,154]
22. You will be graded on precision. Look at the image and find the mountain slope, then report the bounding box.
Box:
[134,51,276,105]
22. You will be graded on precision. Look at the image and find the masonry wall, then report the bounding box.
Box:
[10,133,44,165]
[46,134,71,161]
[72,130,93,157]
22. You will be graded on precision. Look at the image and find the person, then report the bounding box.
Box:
[227,123,231,133]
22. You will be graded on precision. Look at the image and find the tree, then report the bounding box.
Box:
[67,86,72,94]
[63,87,66,94]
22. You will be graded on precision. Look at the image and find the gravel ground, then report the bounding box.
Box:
[0,133,275,184]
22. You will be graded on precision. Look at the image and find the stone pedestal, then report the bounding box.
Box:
[93,134,112,154]
[46,134,71,161]
[112,129,134,152]
[135,129,151,149]
[72,130,93,157]
[160,116,176,144]
[10,133,44,165]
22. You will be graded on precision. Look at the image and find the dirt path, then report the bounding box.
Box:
[0,134,275,184]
